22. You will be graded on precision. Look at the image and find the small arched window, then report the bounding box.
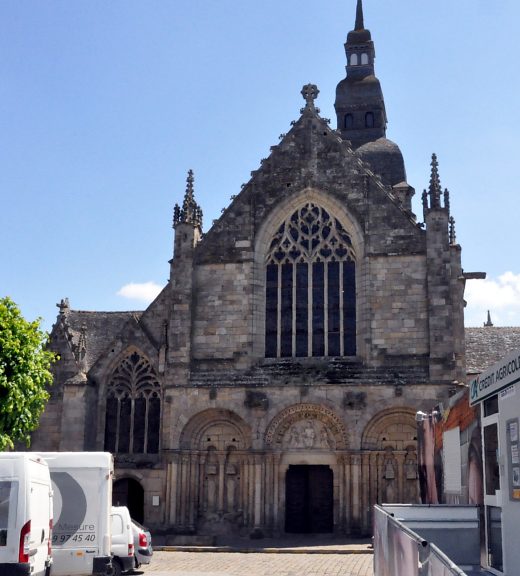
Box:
[361,53,369,65]
[265,203,356,358]
[365,112,375,128]
[344,114,354,130]
[350,53,359,66]
[104,352,161,454]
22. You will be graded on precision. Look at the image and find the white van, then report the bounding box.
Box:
[0,453,53,576]
[110,506,134,576]
[41,452,113,576]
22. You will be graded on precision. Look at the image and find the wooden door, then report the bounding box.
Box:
[285,465,333,533]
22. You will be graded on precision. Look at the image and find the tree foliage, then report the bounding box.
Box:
[0,297,55,450]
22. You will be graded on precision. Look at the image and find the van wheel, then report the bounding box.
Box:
[112,559,123,576]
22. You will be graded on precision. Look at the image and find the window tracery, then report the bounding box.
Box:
[104,352,161,454]
[265,203,356,358]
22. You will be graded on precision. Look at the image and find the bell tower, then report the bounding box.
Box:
[334,0,387,148]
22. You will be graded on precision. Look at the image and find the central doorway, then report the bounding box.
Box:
[285,465,333,533]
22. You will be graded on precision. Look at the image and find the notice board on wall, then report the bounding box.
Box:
[506,417,520,501]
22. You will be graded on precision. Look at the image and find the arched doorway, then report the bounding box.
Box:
[285,465,333,533]
[113,478,144,524]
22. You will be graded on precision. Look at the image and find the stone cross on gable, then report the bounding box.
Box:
[301,83,319,108]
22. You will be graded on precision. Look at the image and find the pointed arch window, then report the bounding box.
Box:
[104,352,161,454]
[265,203,356,358]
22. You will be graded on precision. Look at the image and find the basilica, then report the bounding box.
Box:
[33,1,478,537]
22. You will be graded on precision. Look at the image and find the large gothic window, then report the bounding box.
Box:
[104,352,161,454]
[265,203,356,358]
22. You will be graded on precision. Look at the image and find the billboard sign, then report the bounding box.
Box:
[469,348,520,406]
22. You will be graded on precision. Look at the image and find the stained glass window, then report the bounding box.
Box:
[104,352,161,454]
[265,203,356,357]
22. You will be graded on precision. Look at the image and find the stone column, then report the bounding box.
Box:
[180,454,189,526]
[198,453,207,520]
[361,452,370,534]
[167,456,179,526]
[188,453,199,529]
[265,454,273,530]
[369,452,378,532]
[344,454,352,534]
[248,457,255,528]
[218,453,226,513]
[351,454,361,533]
[254,456,263,528]
[337,455,345,532]
[273,454,281,528]
[241,456,249,526]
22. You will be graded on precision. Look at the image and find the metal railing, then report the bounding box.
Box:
[373,505,479,576]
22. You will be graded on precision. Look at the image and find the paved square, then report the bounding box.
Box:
[140,551,374,576]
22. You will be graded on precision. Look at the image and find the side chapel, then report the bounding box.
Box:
[32,1,471,536]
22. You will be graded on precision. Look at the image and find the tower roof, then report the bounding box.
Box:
[347,0,371,43]
[355,0,364,29]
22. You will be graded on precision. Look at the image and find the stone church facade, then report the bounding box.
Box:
[32,1,471,537]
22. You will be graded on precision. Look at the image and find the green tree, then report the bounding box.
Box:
[0,297,55,450]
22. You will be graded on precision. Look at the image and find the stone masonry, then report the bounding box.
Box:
[30,1,493,538]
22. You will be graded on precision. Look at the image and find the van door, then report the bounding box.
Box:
[30,479,52,576]
[111,507,134,575]
[0,480,18,564]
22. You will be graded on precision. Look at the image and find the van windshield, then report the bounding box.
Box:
[0,480,17,546]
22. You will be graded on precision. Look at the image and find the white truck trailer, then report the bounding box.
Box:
[42,452,113,576]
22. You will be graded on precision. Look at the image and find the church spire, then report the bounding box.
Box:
[428,153,442,209]
[423,154,452,221]
[355,0,364,30]
[173,169,203,229]
[484,311,494,327]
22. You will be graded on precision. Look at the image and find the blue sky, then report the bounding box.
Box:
[1,0,519,332]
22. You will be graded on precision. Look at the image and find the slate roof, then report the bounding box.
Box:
[54,308,520,378]
[465,327,520,374]
[55,309,142,372]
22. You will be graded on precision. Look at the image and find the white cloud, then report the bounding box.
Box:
[117,281,163,303]
[465,272,520,327]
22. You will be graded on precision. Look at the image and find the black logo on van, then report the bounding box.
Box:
[51,472,87,535]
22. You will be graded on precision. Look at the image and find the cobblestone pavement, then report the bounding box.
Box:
[138,550,374,576]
